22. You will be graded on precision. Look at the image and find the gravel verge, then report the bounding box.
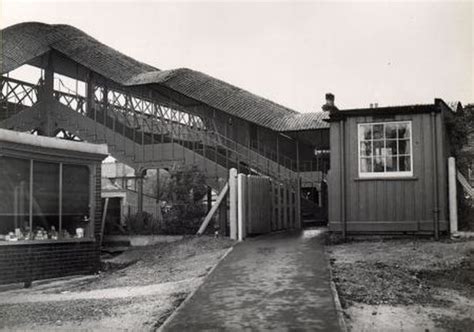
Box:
[326,237,474,331]
[0,236,234,331]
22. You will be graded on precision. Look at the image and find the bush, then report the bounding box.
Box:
[119,166,210,235]
[445,104,474,230]
[126,212,160,235]
[160,166,209,234]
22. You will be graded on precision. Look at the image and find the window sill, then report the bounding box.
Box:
[354,176,418,181]
[0,238,95,246]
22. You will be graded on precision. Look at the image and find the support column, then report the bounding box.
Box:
[136,169,145,215]
[39,52,55,136]
[296,177,302,229]
[85,71,95,119]
[156,168,161,203]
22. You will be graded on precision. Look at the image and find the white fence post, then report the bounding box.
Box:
[448,157,458,234]
[237,173,246,241]
[229,168,238,240]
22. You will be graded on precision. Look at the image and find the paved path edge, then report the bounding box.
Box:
[324,244,348,332]
[158,244,236,331]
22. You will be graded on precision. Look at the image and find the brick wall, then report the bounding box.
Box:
[94,164,103,239]
[0,162,103,286]
[0,241,99,285]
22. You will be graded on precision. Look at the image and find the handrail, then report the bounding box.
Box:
[0,76,38,106]
[0,76,38,88]
[0,76,327,181]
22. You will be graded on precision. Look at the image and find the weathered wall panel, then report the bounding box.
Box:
[328,110,449,233]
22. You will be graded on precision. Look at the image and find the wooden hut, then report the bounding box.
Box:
[326,97,454,236]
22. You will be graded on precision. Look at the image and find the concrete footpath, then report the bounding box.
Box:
[162,228,341,331]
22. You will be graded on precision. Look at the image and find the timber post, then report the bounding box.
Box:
[229,168,238,240]
[296,177,302,229]
[448,157,458,234]
[39,52,55,136]
[237,173,246,241]
[135,168,146,216]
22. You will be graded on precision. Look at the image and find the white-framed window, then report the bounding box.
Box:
[358,121,413,178]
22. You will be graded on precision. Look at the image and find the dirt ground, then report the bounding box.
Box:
[326,237,474,332]
[0,236,234,331]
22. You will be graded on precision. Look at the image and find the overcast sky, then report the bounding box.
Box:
[1,0,472,112]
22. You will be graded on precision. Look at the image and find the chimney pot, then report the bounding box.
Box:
[322,93,338,113]
[325,93,335,106]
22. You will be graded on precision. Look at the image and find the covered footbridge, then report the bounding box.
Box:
[0,22,330,226]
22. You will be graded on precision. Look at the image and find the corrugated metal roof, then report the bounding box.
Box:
[0,22,335,132]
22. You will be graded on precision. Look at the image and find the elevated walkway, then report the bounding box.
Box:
[0,78,310,188]
[0,76,327,225]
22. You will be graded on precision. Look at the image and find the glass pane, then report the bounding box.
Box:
[373,124,384,139]
[33,161,60,237]
[0,157,30,239]
[398,139,410,154]
[373,140,384,156]
[374,156,384,172]
[386,123,398,139]
[63,164,90,238]
[360,141,372,156]
[386,140,397,155]
[398,123,410,138]
[386,156,398,172]
[359,125,372,140]
[399,156,411,171]
[360,157,373,172]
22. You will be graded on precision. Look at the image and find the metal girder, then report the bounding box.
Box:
[0,75,326,188]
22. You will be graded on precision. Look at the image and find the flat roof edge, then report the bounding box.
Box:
[0,129,109,156]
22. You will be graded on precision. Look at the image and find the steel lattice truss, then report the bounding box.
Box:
[0,74,327,188]
[1,77,38,107]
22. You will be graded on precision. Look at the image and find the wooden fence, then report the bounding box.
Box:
[196,168,301,240]
[231,168,301,240]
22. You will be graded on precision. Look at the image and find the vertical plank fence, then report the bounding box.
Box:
[230,168,300,241]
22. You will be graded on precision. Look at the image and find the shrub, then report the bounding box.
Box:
[126,212,160,235]
[445,104,474,230]
[160,166,209,234]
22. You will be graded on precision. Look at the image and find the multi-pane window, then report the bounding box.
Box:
[358,121,413,177]
[0,156,91,241]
